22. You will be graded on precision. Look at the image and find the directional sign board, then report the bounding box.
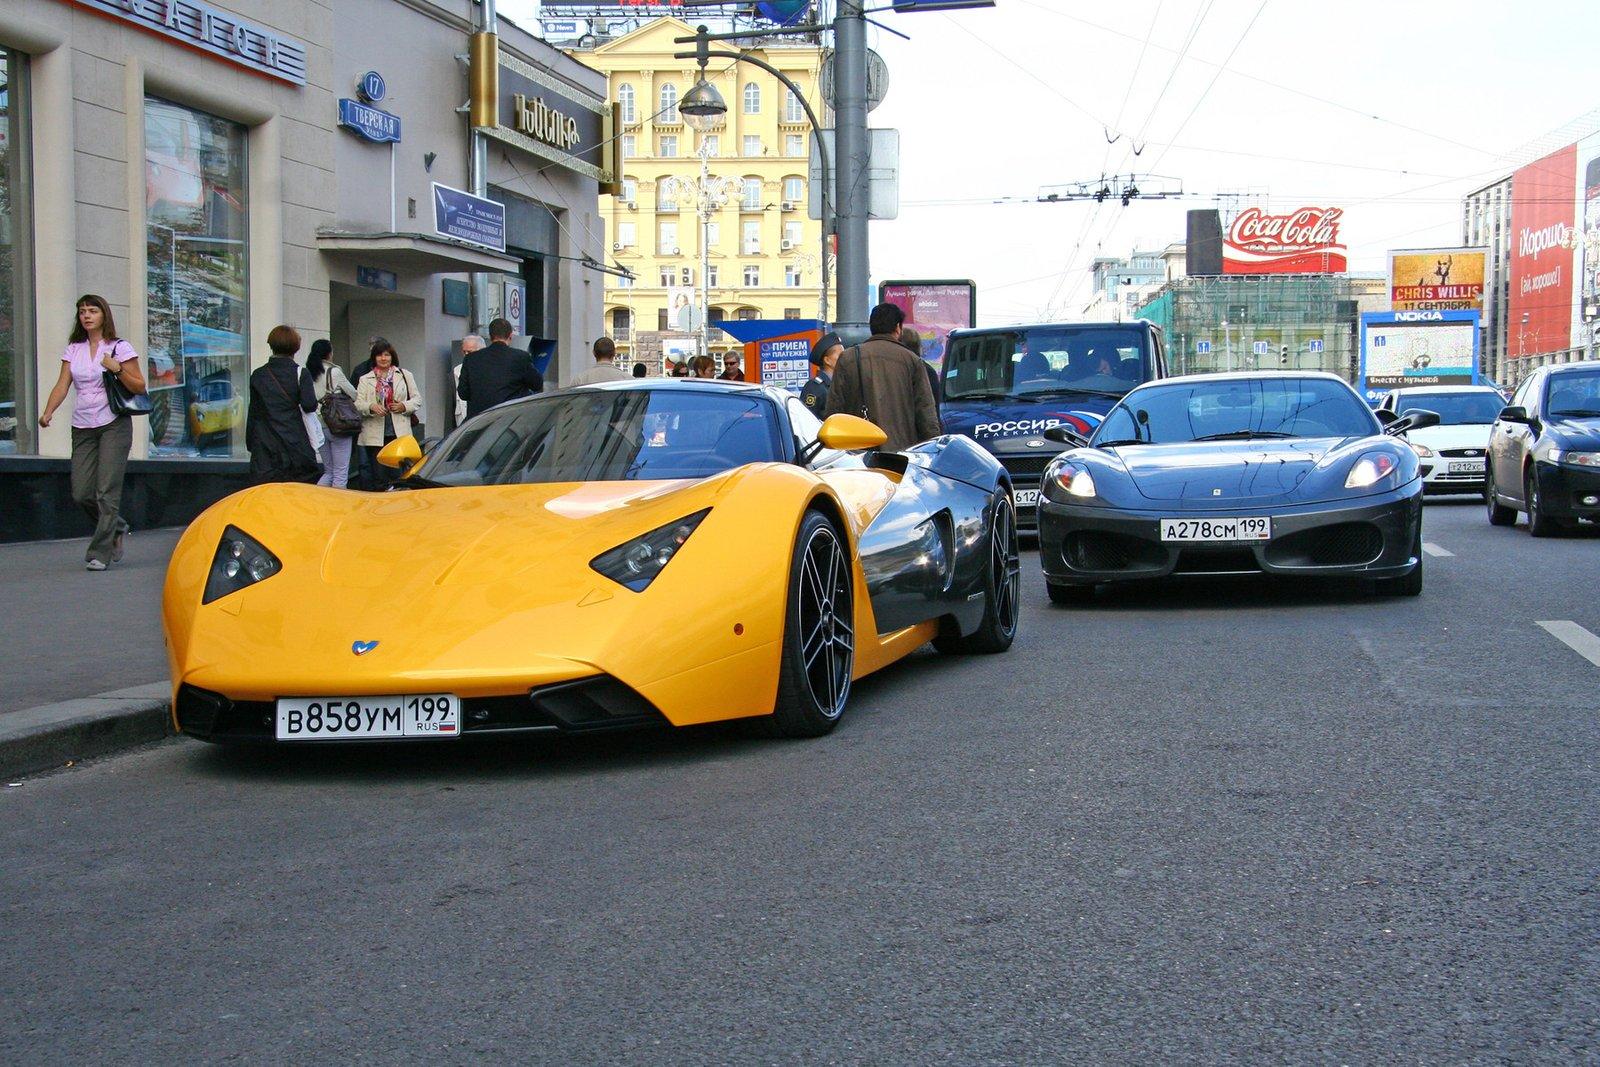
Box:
[432,183,506,252]
[1309,338,1324,353]
[1196,340,1211,354]
[1252,340,1270,356]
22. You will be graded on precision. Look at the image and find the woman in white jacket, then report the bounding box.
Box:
[306,339,358,488]
[354,339,421,489]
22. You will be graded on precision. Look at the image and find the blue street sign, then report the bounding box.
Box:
[1252,340,1269,356]
[432,183,505,252]
[338,98,401,144]
[1309,338,1324,353]
[358,71,386,103]
[1196,340,1211,354]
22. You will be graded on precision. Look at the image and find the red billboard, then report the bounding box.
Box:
[1223,207,1347,274]
[1508,143,1577,359]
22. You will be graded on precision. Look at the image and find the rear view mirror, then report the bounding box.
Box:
[817,413,888,452]
[376,434,423,469]
[1497,405,1530,424]
[1042,425,1088,447]
[1374,408,1399,426]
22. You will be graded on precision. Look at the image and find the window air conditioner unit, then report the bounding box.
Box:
[781,200,797,212]
[671,247,681,256]
[626,201,637,210]
[780,239,795,251]
[612,242,623,251]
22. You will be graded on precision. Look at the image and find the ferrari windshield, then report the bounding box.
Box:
[1095,377,1378,445]
[1394,390,1503,425]
[414,388,782,485]
[943,324,1155,400]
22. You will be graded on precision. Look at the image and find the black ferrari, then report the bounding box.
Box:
[1036,372,1438,602]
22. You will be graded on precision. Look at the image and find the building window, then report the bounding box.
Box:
[743,135,762,157]
[742,220,761,254]
[709,307,726,324]
[743,82,761,114]
[0,48,31,453]
[737,307,758,320]
[701,133,718,156]
[611,308,631,341]
[782,176,803,204]
[618,83,636,124]
[144,96,248,458]
[784,307,801,319]
[741,177,762,211]
[657,181,678,212]
[783,220,802,247]
[705,222,720,248]
[658,266,675,287]
[621,135,636,160]
[658,135,677,158]
[706,264,719,288]
[659,83,678,122]
[784,89,805,123]
[621,177,638,204]
[616,221,636,247]
[743,265,760,287]
[658,221,678,255]
[616,272,634,289]
[658,308,669,331]
[785,266,802,287]
[785,133,804,157]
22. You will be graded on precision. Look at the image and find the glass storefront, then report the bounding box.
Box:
[0,49,32,454]
[144,97,248,457]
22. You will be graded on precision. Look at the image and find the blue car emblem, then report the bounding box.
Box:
[352,640,379,656]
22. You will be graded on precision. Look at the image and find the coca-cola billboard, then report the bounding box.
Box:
[1223,206,1347,274]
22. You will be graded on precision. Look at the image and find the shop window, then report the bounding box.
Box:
[0,48,32,454]
[144,96,248,458]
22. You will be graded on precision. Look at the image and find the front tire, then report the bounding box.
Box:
[768,511,855,738]
[1525,469,1564,537]
[1046,581,1096,606]
[1485,465,1516,526]
[934,491,1020,654]
[1374,530,1423,596]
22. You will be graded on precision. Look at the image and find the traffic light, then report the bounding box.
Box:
[1279,344,1289,366]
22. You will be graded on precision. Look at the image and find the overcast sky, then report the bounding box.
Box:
[506,0,1599,326]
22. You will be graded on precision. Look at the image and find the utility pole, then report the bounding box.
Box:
[833,0,870,324]
[468,0,499,336]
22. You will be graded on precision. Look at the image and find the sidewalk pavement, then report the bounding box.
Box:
[0,527,183,778]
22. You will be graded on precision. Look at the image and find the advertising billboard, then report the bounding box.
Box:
[1359,310,1480,402]
[1223,206,1347,274]
[1508,143,1577,359]
[1390,248,1487,312]
[877,279,976,367]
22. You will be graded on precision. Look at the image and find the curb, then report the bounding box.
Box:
[0,683,173,779]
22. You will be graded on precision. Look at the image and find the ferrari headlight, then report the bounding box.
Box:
[1550,448,1600,467]
[1345,451,1400,489]
[1051,463,1097,498]
[590,509,710,592]
[1409,441,1435,458]
[203,525,281,604]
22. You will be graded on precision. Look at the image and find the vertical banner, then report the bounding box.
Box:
[1508,144,1576,359]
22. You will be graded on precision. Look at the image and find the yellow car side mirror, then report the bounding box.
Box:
[817,414,888,452]
[376,435,423,469]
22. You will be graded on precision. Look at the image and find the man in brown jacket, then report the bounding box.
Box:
[823,303,942,452]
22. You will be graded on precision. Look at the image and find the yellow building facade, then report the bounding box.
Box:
[572,19,826,368]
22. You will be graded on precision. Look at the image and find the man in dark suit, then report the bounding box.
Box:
[456,317,543,419]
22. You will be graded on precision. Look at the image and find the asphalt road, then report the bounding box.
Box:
[2,499,1596,1062]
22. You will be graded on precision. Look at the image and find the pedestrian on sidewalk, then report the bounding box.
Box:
[568,336,630,387]
[631,361,648,378]
[38,294,146,571]
[453,333,484,429]
[356,340,422,490]
[719,352,745,381]
[898,325,942,405]
[823,302,940,452]
[690,355,717,379]
[456,318,542,419]
[246,325,321,486]
[800,331,842,415]
[307,339,358,489]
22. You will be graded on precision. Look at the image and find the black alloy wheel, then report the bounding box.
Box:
[1485,463,1516,526]
[768,511,855,737]
[935,491,1020,654]
[1525,468,1564,537]
[1374,528,1424,596]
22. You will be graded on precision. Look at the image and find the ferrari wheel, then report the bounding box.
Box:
[769,511,854,738]
[935,491,1019,654]
[1485,465,1516,526]
[1374,529,1423,597]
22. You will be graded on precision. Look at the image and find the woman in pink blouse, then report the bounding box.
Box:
[38,295,147,571]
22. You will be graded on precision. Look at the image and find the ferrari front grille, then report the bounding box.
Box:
[1265,522,1383,568]
[1062,530,1165,573]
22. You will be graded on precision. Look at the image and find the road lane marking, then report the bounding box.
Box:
[1422,542,1454,558]
[1537,621,1600,670]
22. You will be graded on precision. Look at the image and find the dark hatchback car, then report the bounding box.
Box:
[1485,361,1600,535]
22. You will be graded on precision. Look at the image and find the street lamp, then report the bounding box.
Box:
[662,141,740,361]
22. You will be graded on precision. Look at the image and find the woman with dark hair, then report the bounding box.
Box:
[307,339,358,488]
[355,339,422,490]
[246,325,320,485]
[38,294,146,571]
[632,362,648,378]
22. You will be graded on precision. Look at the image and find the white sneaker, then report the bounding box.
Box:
[85,559,108,571]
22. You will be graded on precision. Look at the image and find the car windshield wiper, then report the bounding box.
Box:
[1094,439,1148,448]
[948,390,1039,402]
[389,473,451,489]
[1024,386,1128,399]
[1191,430,1297,442]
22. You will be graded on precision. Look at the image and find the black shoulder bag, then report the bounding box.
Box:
[102,340,153,417]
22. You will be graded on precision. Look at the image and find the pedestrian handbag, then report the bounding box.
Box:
[400,368,425,440]
[319,368,363,437]
[102,341,153,417]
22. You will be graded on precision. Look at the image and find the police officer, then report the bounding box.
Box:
[800,331,842,415]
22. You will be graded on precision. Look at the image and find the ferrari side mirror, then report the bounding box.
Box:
[1385,409,1440,436]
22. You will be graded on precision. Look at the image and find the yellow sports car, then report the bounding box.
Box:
[163,380,1020,742]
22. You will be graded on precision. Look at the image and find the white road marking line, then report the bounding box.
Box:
[1537,621,1600,670]
[1422,542,1454,558]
